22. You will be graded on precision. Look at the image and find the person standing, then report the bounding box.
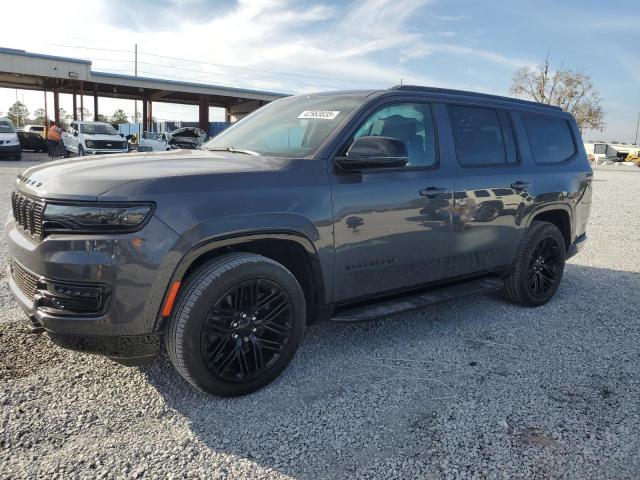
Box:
[47,121,62,158]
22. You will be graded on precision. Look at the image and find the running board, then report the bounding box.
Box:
[331,277,504,322]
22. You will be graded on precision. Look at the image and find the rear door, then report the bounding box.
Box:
[330,99,454,301]
[443,104,531,276]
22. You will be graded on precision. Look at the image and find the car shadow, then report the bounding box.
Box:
[140,263,640,478]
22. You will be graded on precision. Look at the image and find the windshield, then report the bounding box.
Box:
[0,120,16,133]
[202,94,366,158]
[80,123,118,135]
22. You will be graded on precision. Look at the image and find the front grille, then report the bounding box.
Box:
[11,191,45,240]
[10,260,39,299]
[88,140,126,149]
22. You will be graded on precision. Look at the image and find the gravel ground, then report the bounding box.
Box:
[1,158,639,479]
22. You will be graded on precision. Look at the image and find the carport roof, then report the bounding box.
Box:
[0,47,289,104]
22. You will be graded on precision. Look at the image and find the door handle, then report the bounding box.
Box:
[420,186,449,198]
[511,181,530,190]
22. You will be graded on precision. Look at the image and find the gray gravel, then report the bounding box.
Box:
[1,158,639,479]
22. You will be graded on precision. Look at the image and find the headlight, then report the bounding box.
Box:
[85,140,95,148]
[43,203,154,234]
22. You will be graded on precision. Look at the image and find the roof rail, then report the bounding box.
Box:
[389,85,563,111]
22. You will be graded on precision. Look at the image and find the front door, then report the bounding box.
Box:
[331,101,454,302]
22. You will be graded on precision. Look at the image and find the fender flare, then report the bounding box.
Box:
[154,230,326,329]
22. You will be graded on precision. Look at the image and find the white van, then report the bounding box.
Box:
[63,121,129,156]
[0,117,21,160]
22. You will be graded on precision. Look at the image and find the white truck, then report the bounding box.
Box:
[63,121,129,156]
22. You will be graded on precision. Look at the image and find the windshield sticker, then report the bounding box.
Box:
[298,110,340,120]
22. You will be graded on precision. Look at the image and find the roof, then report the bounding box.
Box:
[390,85,564,111]
[0,47,288,103]
[0,47,92,64]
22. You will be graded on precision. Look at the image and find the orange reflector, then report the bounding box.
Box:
[162,281,181,317]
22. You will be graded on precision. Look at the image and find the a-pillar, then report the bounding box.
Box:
[198,94,209,133]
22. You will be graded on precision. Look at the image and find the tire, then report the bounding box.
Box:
[165,253,306,396]
[504,221,566,307]
[14,150,22,161]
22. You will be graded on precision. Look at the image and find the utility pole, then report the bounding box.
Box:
[635,112,639,145]
[134,43,138,131]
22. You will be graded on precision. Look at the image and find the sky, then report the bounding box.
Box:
[1,0,638,142]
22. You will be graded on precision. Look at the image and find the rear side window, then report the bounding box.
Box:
[521,112,576,164]
[448,106,517,166]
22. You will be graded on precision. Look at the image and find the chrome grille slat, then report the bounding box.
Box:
[11,191,45,241]
[10,260,39,299]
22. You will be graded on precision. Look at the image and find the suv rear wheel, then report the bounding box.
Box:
[504,221,566,307]
[165,253,306,396]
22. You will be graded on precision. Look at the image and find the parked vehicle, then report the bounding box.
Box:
[138,131,171,152]
[17,125,47,152]
[63,121,129,156]
[0,117,21,160]
[169,127,208,149]
[6,86,592,396]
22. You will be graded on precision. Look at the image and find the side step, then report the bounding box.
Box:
[332,277,504,322]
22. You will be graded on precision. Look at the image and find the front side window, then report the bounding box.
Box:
[521,112,576,164]
[448,106,516,166]
[203,94,366,158]
[350,103,437,167]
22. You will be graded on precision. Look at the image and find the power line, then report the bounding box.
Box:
[45,43,388,87]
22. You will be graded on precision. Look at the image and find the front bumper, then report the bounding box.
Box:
[566,233,587,259]
[85,148,129,155]
[5,215,180,357]
[0,144,20,157]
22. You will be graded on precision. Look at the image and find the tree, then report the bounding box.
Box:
[97,114,109,122]
[7,101,29,127]
[75,107,92,121]
[110,109,129,124]
[510,56,605,131]
[33,108,49,125]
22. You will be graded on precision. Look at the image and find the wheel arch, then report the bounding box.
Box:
[529,205,573,248]
[156,231,326,329]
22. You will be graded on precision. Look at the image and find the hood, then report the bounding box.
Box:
[0,132,18,141]
[82,133,124,142]
[15,149,291,201]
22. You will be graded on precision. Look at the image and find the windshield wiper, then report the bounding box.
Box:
[206,146,260,156]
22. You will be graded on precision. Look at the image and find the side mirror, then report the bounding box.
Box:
[336,136,408,171]
[120,133,125,138]
[73,130,78,137]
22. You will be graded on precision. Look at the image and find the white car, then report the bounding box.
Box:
[0,117,21,161]
[63,121,129,156]
[138,131,171,152]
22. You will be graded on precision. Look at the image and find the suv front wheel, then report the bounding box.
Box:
[165,253,306,397]
[504,221,566,307]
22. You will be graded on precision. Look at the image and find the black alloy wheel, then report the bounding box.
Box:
[503,220,566,307]
[201,279,293,382]
[527,235,563,298]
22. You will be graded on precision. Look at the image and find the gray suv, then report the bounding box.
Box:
[6,86,592,396]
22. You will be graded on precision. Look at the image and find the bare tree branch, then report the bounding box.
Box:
[510,56,605,131]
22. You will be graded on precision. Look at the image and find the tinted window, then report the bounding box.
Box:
[522,112,575,164]
[0,120,15,133]
[448,106,516,166]
[351,103,437,167]
[203,94,365,158]
[593,144,607,155]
